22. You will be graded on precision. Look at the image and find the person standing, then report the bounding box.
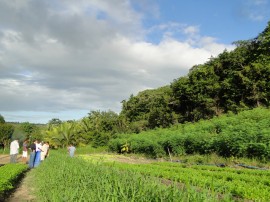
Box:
[34,140,43,167]
[10,139,19,163]
[68,144,76,157]
[22,139,28,164]
[29,140,36,168]
[41,142,49,161]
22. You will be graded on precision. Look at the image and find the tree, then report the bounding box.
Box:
[86,110,119,146]
[0,124,14,150]
[46,122,81,148]
[19,122,43,141]
[20,122,36,137]
[170,76,195,122]
[47,118,62,130]
[0,114,5,124]
[120,86,175,130]
[170,21,270,124]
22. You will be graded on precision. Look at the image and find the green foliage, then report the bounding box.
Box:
[44,110,130,148]
[19,122,43,140]
[106,161,270,201]
[30,152,225,201]
[246,143,268,159]
[109,108,270,160]
[121,86,176,130]
[45,122,81,148]
[0,164,28,198]
[0,114,5,124]
[0,124,14,149]
[47,118,62,130]
[77,110,121,147]
[75,145,107,154]
[119,22,270,128]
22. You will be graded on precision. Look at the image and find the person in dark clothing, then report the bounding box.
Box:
[28,140,37,168]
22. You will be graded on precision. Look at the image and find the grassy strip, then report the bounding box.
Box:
[0,163,28,199]
[30,152,231,202]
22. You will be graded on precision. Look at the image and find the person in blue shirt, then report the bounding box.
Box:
[68,144,76,157]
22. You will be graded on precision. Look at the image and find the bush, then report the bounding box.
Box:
[108,108,270,160]
[245,143,268,159]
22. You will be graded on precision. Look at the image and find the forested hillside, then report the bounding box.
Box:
[121,21,270,129]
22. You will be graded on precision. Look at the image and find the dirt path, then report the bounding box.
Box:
[6,171,36,202]
[0,155,22,165]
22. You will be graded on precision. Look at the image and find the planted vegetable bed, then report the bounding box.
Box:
[0,163,28,199]
[30,153,229,201]
[102,161,270,201]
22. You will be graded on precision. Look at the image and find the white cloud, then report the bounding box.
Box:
[239,0,270,21]
[0,0,234,123]
[183,26,199,36]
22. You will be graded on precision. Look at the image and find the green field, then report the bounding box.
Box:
[23,152,269,202]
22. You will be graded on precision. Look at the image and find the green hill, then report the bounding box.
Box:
[109,107,270,160]
[121,21,270,130]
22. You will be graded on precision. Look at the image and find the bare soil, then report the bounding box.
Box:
[110,155,158,164]
[0,154,28,165]
[6,172,36,202]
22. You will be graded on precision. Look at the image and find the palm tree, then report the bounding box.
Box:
[46,122,78,148]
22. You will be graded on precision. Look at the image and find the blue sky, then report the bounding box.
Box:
[0,0,269,123]
[140,0,270,44]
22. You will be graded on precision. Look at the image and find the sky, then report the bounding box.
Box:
[0,0,269,124]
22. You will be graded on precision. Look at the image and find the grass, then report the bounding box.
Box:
[29,151,228,202]
[0,148,10,155]
[75,145,108,154]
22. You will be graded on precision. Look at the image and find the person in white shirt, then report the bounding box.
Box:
[34,140,43,167]
[10,139,20,163]
[68,144,76,157]
[41,142,49,161]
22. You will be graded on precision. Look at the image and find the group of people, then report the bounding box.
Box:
[28,140,50,168]
[10,139,76,167]
[10,139,50,168]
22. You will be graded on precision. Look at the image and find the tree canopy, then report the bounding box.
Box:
[0,114,5,124]
[122,21,270,126]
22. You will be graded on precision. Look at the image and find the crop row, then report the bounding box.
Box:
[100,161,270,201]
[150,162,270,177]
[30,153,232,201]
[0,163,28,198]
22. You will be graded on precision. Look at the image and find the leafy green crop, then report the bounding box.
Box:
[102,161,270,201]
[0,164,28,197]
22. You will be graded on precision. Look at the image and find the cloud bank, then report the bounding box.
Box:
[0,0,234,123]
